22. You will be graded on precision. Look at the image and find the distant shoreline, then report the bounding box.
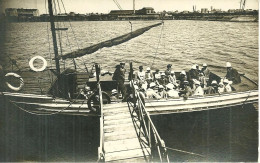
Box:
[1,13,258,23]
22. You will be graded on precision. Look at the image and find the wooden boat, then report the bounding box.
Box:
[0,1,258,162]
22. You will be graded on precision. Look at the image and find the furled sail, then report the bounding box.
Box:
[58,22,162,60]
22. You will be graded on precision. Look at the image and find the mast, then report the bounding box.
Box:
[133,0,135,14]
[48,0,61,75]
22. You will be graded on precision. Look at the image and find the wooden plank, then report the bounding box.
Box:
[104,118,133,125]
[105,131,139,141]
[105,138,142,153]
[104,113,131,121]
[106,157,147,163]
[105,148,150,162]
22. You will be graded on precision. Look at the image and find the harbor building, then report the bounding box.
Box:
[5,8,39,17]
[108,7,160,20]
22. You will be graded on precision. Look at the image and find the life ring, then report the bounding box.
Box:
[29,56,47,72]
[5,73,24,91]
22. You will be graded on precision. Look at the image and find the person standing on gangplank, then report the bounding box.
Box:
[112,62,127,102]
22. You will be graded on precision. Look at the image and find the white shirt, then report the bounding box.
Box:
[193,86,204,96]
[224,84,232,92]
[167,89,179,98]
[137,71,145,81]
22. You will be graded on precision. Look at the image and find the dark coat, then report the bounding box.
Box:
[225,68,241,84]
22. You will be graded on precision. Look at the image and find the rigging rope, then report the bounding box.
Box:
[60,0,88,72]
[151,21,164,69]
[165,146,205,157]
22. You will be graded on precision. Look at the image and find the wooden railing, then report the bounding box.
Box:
[130,80,170,162]
[96,64,105,162]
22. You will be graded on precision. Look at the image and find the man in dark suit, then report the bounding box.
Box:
[225,62,241,84]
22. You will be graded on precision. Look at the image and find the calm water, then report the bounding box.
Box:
[0,20,258,161]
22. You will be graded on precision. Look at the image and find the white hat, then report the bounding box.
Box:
[171,71,175,74]
[194,80,200,85]
[183,81,189,85]
[161,72,165,76]
[146,67,151,71]
[211,80,217,85]
[159,85,164,89]
[85,86,91,90]
[111,89,117,95]
[166,83,174,90]
[181,71,186,75]
[223,79,229,84]
[203,63,207,67]
[149,82,156,88]
[192,65,197,70]
[226,62,232,67]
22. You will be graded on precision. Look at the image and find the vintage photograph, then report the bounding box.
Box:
[0,0,258,162]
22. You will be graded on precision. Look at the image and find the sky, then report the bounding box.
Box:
[1,0,259,14]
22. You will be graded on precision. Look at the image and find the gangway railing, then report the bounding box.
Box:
[96,64,105,162]
[129,80,170,162]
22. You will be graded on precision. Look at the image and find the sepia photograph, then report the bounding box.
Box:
[0,0,258,162]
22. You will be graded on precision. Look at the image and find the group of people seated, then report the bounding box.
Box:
[127,62,239,100]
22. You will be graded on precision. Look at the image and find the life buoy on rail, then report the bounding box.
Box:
[5,72,24,91]
[29,56,47,72]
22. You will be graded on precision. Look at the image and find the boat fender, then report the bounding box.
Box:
[29,56,47,72]
[5,72,24,91]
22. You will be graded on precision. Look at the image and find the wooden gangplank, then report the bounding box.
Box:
[103,103,151,162]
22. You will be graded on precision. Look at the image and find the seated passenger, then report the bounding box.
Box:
[166,83,179,98]
[168,71,178,86]
[145,67,153,83]
[154,69,161,83]
[189,65,199,81]
[165,64,172,76]
[200,63,210,87]
[225,62,241,84]
[179,81,193,99]
[158,72,168,85]
[135,66,146,83]
[179,71,187,89]
[189,65,199,89]
[146,82,161,99]
[207,80,219,94]
[223,79,232,92]
[110,89,118,101]
[158,85,167,98]
[218,81,225,93]
[193,80,204,96]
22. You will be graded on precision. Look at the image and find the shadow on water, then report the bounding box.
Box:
[151,104,258,162]
[0,98,99,162]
